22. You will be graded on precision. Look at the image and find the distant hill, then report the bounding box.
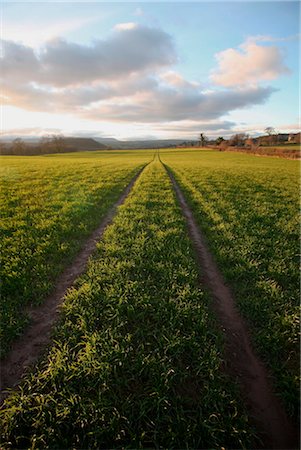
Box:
[0,135,196,154]
[94,138,190,149]
[93,137,124,148]
[0,137,108,155]
[62,137,108,151]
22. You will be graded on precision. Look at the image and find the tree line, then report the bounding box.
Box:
[0,135,69,156]
[197,128,300,149]
[1,129,299,155]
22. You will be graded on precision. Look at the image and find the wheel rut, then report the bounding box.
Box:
[0,165,146,405]
[164,163,299,450]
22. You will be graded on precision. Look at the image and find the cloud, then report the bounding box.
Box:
[154,120,236,134]
[211,39,290,87]
[1,27,279,132]
[1,24,176,87]
[114,22,137,31]
[160,71,199,88]
[1,74,158,112]
[0,121,235,139]
[0,127,62,138]
[2,64,275,124]
[245,34,300,44]
[1,41,40,83]
[81,84,275,123]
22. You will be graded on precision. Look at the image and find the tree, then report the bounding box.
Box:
[264,127,276,136]
[229,133,248,147]
[215,136,225,145]
[259,132,278,146]
[39,135,52,153]
[199,133,208,147]
[51,135,66,153]
[39,134,66,154]
[11,138,26,155]
[0,142,8,155]
[245,138,254,148]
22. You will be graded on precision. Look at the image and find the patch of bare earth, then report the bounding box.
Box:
[165,165,299,450]
[0,166,146,405]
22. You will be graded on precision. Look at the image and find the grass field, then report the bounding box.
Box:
[0,158,255,449]
[161,148,300,418]
[0,151,152,357]
[0,148,299,447]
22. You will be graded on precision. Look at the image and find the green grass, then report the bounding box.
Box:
[161,148,300,419]
[0,159,256,449]
[0,151,152,357]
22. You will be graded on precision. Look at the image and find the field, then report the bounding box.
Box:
[161,148,300,417]
[0,148,299,448]
[0,151,152,357]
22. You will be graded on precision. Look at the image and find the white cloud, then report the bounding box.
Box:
[2,65,275,124]
[114,22,137,31]
[1,27,281,137]
[1,24,177,87]
[211,39,290,87]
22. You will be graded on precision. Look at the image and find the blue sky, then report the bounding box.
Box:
[1,1,300,140]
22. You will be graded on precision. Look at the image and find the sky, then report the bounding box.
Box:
[1,1,300,140]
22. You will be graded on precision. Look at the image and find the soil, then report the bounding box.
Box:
[165,165,299,450]
[0,166,145,405]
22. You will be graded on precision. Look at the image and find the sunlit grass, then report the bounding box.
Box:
[0,151,152,356]
[0,159,256,449]
[161,148,300,419]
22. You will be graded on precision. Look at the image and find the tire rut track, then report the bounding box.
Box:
[163,161,298,450]
[0,164,147,405]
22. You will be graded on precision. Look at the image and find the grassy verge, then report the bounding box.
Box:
[0,151,151,357]
[0,159,256,449]
[161,148,300,419]
[216,144,301,158]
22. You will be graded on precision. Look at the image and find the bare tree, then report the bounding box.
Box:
[51,135,66,153]
[199,133,208,147]
[12,138,26,155]
[0,142,8,155]
[229,133,248,147]
[39,134,66,154]
[264,127,276,136]
[39,135,52,153]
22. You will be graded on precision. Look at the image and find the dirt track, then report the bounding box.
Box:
[164,164,299,450]
[0,165,146,404]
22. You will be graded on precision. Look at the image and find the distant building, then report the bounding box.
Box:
[288,133,301,144]
[277,133,289,142]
